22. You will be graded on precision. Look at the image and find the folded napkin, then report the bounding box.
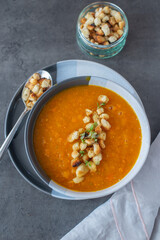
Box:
[62,133,160,240]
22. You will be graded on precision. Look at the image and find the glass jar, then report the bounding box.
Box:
[76,2,129,59]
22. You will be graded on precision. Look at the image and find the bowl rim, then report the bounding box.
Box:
[77,1,129,49]
[24,76,151,199]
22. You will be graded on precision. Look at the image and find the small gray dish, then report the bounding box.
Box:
[24,76,150,200]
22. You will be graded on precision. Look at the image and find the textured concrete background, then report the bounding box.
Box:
[0,0,160,239]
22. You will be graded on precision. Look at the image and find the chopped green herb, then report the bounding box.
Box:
[93,122,98,128]
[85,161,89,166]
[100,102,106,106]
[79,150,85,156]
[89,125,94,131]
[89,122,98,132]
[80,132,85,138]
[94,138,98,142]
[80,132,89,138]
[88,130,98,140]
[80,132,85,140]
[80,150,84,153]
[97,102,106,108]
[85,161,91,167]
[88,130,92,137]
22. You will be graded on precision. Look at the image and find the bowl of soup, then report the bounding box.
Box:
[24,76,150,199]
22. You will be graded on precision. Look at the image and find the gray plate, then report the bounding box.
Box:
[4,60,143,199]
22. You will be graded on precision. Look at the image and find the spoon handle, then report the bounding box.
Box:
[0,108,28,160]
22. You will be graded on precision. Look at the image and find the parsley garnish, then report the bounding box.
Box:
[88,131,98,140]
[89,122,98,132]
[79,150,85,156]
[85,161,91,167]
[89,125,94,131]
[101,102,106,106]
[80,133,86,142]
[80,132,85,141]
[80,124,98,142]
[97,102,106,108]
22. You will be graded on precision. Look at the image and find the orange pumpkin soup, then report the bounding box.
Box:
[33,85,142,191]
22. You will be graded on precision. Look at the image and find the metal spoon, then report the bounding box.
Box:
[0,70,52,160]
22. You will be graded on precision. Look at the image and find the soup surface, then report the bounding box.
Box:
[33,85,142,191]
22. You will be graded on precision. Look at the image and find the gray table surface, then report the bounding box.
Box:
[0,0,160,239]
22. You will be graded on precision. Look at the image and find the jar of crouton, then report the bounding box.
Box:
[76,2,128,59]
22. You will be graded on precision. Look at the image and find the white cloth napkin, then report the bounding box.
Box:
[61,133,160,240]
